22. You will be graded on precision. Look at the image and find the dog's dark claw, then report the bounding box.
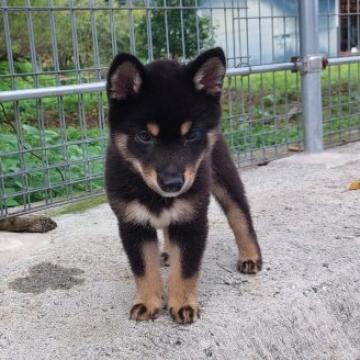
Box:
[237,259,262,274]
[130,303,160,321]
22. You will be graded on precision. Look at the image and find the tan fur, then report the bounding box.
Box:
[147,122,160,136]
[142,167,158,186]
[114,133,144,174]
[115,133,196,197]
[114,134,160,194]
[122,198,195,229]
[115,131,216,199]
[168,245,199,324]
[114,133,129,157]
[180,121,192,136]
[207,129,219,149]
[212,184,260,264]
[182,129,216,182]
[183,148,210,186]
[131,241,163,321]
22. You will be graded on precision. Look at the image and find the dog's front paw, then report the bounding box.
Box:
[129,301,161,321]
[237,257,262,274]
[169,303,200,324]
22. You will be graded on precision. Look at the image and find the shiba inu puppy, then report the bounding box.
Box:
[105,47,262,324]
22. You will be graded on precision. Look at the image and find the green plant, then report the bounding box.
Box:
[136,0,214,60]
[0,122,105,207]
[0,0,136,69]
[1,58,360,208]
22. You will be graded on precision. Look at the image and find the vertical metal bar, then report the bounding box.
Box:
[223,0,229,58]
[179,0,186,59]
[270,0,274,62]
[14,100,30,212]
[25,0,39,88]
[145,0,153,61]
[194,0,200,53]
[298,0,324,153]
[209,0,214,48]
[2,0,16,89]
[128,0,136,55]
[357,0,360,52]
[69,0,81,83]
[109,0,118,57]
[90,0,100,81]
[230,0,236,65]
[48,0,60,85]
[347,0,350,52]
[163,0,170,58]
[258,0,262,64]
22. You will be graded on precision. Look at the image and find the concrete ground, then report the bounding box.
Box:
[1,142,360,360]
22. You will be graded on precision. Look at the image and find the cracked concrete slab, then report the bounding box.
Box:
[0,141,359,360]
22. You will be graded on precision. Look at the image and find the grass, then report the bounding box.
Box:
[46,194,107,216]
[1,59,360,209]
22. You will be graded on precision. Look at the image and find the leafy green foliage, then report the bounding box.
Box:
[0,0,132,69]
[1,58,360,208]
[137,0,214,60]
[0,122,105,207]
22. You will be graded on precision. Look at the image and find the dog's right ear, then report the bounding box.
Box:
[107,53,145,101]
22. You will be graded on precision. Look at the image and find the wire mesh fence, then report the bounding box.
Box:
[0,0,360,218]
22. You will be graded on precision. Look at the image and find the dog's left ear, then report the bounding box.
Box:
[187,47,226,96]
[107,53,145,101]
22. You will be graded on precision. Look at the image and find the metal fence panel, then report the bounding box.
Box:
[1,0,360,219]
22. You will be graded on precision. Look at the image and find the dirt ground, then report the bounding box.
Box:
[1,142,360,360]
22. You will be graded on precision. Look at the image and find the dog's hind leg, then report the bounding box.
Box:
[211,134,262,274]
[160,228,171,267]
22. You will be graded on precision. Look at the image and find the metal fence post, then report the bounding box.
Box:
[298,0,324,153]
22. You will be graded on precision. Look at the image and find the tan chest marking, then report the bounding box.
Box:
[123,199,194,228]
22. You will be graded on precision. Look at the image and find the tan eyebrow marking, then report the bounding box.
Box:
[180,121,192,136]
[147,122,160,137]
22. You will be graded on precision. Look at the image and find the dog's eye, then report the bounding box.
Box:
[135,130,153,144]
[185,128,202,143]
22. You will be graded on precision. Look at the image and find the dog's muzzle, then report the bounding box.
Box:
[157,173,184,193]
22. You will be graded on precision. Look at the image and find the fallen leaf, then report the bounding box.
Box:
[348,180,360,191]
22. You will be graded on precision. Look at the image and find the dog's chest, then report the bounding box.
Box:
[123,198,194,228]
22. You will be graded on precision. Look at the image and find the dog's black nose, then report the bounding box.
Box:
[157,174,184,193]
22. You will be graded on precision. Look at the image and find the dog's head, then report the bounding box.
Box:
[107,48,226,197]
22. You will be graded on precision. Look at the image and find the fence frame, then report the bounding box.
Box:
[1,0,360,219]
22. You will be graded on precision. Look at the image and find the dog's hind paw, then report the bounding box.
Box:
[160,252,170,267]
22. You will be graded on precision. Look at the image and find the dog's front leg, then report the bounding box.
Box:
[119,222,163,321]
[167,218,207,324]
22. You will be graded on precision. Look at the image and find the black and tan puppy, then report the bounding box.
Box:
[105,48,262,324]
